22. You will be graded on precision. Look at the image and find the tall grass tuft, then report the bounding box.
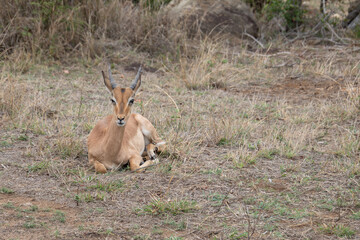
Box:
[174,40,241,90]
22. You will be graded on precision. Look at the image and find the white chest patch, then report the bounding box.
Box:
[141,127,151,138]
[139,147,144,156]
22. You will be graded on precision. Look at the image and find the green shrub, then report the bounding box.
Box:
[263,0,304,29]
[353,25,360,39]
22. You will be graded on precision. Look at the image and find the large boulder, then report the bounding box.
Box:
[166,0,259,39]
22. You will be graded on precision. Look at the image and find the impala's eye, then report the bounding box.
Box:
[129,99,134,105]
[110,98,116,105]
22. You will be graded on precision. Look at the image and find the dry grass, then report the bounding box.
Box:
[169,39,243,90]
[0,0,186,61]
[1,38,360,239]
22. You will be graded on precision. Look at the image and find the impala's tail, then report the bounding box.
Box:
[135,113,166,149]
[155,141,166,147]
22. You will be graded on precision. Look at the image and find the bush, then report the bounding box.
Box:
[0,1,84,59]
[263,0,304,30]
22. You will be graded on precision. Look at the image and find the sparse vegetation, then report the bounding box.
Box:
[163,218,187,230]
[136,199,198,216]
[23,221,37,229]
[74,193,98,203]
[0,187,14,194]
[319,224,356,238]
[55,137,84,159]
[165,237,184,240]
[53,210,66,223]
[29,205,39,212]
[352,211,360,220]
[27,161,50,172]
[88,179,124,192]
[3,202,15,209]
[208,193,227,206]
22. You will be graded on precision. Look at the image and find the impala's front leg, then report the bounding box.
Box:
[145,143,159,162]
[89,154,107,173]
[129,155,158,173]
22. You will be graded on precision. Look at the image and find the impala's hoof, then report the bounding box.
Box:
[94,161,107,174]
[135,168,146,173]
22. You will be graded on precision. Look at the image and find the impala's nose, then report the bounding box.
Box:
[116,116,126,126]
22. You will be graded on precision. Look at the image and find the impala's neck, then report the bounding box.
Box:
[104,115,125,156]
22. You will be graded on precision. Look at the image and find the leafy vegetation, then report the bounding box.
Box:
[0,187,14,194]
[263,0,304,29]
[53,210,66,223]
[136,199,198,216]
[319,224,356,238]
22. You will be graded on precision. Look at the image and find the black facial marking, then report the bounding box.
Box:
[121,88,125,93]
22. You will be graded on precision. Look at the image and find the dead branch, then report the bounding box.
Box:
[244,33,265,49]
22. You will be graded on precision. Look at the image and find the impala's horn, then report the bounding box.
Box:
[130,66,142,90]
[108,65,117,89]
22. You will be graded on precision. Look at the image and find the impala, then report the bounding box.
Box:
[87,66,165,173]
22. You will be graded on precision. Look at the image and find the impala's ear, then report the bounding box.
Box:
[102,71,113,93]
[130,66,142,94]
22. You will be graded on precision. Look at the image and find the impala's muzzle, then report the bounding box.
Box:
[116,117,126,127]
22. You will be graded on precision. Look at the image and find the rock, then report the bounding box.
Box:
[348,14,360,30]
[343,0,360,29]
[166,0,259,39]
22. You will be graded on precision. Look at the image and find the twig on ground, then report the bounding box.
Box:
[290,13,352,46]
[214,187,233,213]
[179,230,198,239]
[77,90,83,119]
[244,51,292,57]
[242,203,261,240]
[265,61,295,69]
[325,22,347,44]
[163,175,174,198]
[244,33,265,49]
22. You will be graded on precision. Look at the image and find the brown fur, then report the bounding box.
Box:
[87,70,165,173]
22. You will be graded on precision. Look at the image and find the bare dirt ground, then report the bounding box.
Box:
[1,42,360,240]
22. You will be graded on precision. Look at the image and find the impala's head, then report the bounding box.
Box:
[102,65,142,127]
